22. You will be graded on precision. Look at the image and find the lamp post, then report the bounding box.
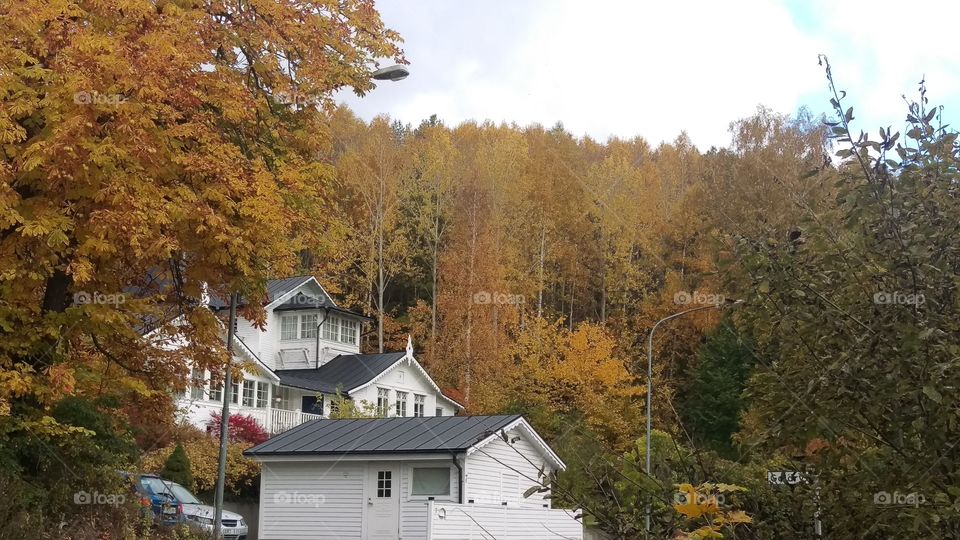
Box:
[371,65,409,82]
[644,299,742,536]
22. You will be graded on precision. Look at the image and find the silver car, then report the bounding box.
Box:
[162,482,249,540]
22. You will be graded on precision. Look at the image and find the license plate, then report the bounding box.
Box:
[223,528,238,535]
[162,506,176,514]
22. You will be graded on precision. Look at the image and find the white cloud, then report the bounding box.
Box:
[339,0,959,149]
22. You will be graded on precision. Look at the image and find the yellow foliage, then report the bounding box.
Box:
[673,482,752,539]
[141,437,260,495]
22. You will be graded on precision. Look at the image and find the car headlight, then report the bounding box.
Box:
[188,515,214,525]
[239,519,246,527]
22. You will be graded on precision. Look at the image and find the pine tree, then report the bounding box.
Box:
[161,443,194,491]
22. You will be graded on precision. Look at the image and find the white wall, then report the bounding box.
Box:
[464,427,554,508]
[257,459,459,540]
[259,461,366,540]
[350,359,445,417]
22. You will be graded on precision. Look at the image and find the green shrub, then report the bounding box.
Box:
[161,442,194,490]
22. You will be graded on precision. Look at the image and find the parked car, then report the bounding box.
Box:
[119,472,182,527]
[163,482,248,540]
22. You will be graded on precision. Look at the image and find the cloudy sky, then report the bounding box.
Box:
[338,0,960,149]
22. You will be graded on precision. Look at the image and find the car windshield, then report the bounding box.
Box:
[139,478,201,504]
[168,483,202,505]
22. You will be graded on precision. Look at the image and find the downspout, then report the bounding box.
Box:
[315,307,331,369]
[452,453,464,504]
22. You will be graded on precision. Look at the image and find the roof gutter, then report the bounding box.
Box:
[452,452,464,504]
[315,307,331,369]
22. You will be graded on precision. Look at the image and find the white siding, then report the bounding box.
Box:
[350,360,445,417]
[259,461,365,540]
[464,428,553,508]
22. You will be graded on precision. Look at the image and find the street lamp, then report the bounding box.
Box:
[372,64,409,82]
[644,298,743,535]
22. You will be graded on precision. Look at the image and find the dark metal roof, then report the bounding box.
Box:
[209,276,318,309]
[245,415,522,456]
[274,352,407,394]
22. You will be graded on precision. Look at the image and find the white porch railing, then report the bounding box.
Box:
[269,408,322,434]
[236,407,322,435]
[427,502,583,540]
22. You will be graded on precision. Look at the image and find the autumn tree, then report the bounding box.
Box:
[0,0,402,530]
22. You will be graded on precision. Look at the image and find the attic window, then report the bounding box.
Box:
[412,468,450,496]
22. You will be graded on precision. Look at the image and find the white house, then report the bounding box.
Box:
[175,275,462,434]
[244,415,583,540]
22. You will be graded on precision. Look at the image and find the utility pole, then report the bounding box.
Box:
[213,292,239,538]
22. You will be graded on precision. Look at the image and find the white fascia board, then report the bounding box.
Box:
[347,354,445,398]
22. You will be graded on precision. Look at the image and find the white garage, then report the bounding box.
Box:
[245,415,583,540]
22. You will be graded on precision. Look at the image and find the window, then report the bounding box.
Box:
[329,399,340,415]
[396,391,408,417]
[377,388,390,416]
[376,471,392,498]
[319,316,357,344]
[341,319,358,344]
[209,380,222,402]
[256,382,268,408]
[412,468,450,496]
[436,407,443,417]
[190,367,204,399]
[242,380,255,407]
[280,315,298,340]
[230,380,240,404]
[301,313,318,339]
[413,394,425,417]
[322,316,338,341]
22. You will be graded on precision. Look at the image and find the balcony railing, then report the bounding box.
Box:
[240,407,323,435]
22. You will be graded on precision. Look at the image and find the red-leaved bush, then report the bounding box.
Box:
[207,412,269,445]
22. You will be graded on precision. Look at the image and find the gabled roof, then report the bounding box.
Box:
[274,352,406,395]
[208,275,331,309]
[244,415,565,469]
[245,415,521,456]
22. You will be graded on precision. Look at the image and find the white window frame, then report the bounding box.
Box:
[190,367,205,400]
[280,315,299,341]
[301,313,318,339]
[340,318,357,344]
[209,380,222,402]
[377,388,390,416]
[256,382,268,408]
[409,467,452,498]
[435,407,443,417]
[242,380,256,407]
[413,394,425,417]
[396,391,408,417]
[322,315,338,341]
